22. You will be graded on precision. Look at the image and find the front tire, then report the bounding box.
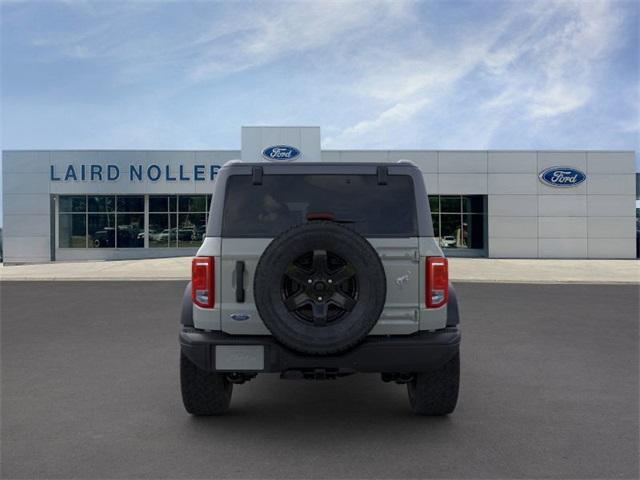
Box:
[180,352,232,416]
[407,352,459,416]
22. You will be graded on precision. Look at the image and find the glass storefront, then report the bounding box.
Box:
[148,194,210,248]
[58,194,211,249]
[430,195,486,252]
[59,193,484,253]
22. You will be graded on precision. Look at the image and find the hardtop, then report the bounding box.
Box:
[206,162,434,238]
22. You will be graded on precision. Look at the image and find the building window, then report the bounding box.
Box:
[429,195,486,251]
[59,194,211,249]
[87,195,116,248]
[149,195,211,248]
[59,212,87,248]
[115,196,144,248]
[149,195,177,248]
[59,195,145,248]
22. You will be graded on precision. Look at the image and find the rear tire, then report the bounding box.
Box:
[180,352,232,416]
[407,352,459,416]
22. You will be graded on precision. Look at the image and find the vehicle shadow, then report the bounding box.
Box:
[180,373,457,431]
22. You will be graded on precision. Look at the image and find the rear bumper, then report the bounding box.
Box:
[180,327,460,374]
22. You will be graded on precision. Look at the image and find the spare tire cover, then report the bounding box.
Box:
[253,221,386,355]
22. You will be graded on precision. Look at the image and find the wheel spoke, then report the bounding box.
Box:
[312,250,328,274]
[330,264,356,285]
[329,291,356,311]
[311,302,328,325]
[285,264,311,285]
[284,292,311,311]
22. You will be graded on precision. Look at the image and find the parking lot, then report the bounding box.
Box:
[1,281,638,479]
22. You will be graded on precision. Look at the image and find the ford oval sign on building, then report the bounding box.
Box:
[538,166,587,188]
[262,145,301,161]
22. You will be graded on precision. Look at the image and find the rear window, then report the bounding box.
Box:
[221,174,418,237]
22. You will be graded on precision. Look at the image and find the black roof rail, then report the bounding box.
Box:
[252,166,263,185]
[377,166,388,185]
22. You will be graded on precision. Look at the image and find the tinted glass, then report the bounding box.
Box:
[463,213,484,249]
[169,212,178,246]
[178,213,206,247]
[88,196,115,212]
[222,174,417,237]
[431,214,440,237]
[59,196,86,213]
[149,196,168,212]
[462,195,484,213]
[440,196,460,213]
[88,214,115,248]
[117,213,144,247]
[430,195,486,251]
[59,214,86,247]
[429,196,439,213]
[149,213,170,248]
[179,195,207,212]
[117,196,144,212]
[439,214,461,248]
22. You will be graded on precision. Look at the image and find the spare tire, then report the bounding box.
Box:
[254,221,386,355]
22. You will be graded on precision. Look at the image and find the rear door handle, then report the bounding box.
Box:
[235,261,245,303]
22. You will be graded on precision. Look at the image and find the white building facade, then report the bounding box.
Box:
[2,127,637,263]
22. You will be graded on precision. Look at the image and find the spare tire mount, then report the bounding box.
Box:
[253,221,386,355]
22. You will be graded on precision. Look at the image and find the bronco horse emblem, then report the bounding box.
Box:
[396,271,411,289]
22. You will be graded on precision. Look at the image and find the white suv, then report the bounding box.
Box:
[180,162,461,416]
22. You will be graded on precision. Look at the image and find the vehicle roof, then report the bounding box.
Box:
[206,160,433,237]
[223,161,420,169]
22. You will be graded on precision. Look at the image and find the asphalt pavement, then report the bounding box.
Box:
[1,281,638,479]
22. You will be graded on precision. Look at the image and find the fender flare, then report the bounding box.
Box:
[446,283,460,327]
[181,281,193,327]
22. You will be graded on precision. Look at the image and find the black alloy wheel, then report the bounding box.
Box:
[254,221,386,355]
[282,249,358,326]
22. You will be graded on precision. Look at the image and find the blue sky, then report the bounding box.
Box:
[1,0,639,223]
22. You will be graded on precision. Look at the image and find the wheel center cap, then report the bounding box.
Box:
[313,281,326,292]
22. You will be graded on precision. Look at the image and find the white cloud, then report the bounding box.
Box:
[528,84,592,118]
[22,0,413,80]
[190,1,412,79]
[326,0,628,147]
[325,98,429,147]
[3,0,635,152]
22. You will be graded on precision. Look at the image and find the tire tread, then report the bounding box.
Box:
[408,352,459,416]
[180,352,232,416]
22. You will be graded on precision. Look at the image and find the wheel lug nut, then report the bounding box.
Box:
[328,279,333,284]
[308,279,313,284]
[318,296,323,301]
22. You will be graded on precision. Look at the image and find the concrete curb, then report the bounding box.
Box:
[1,257,638,284]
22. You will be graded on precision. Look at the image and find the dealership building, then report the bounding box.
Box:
[1,126,637,263]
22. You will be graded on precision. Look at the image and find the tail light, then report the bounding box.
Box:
[426,256,448,308]
[192,256,215,308]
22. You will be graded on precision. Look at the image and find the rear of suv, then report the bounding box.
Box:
[180,161,461,415]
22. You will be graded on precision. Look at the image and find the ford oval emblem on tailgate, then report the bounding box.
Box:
[230,313,250,321]
[538,167,586,187]
[261,145,301,161]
